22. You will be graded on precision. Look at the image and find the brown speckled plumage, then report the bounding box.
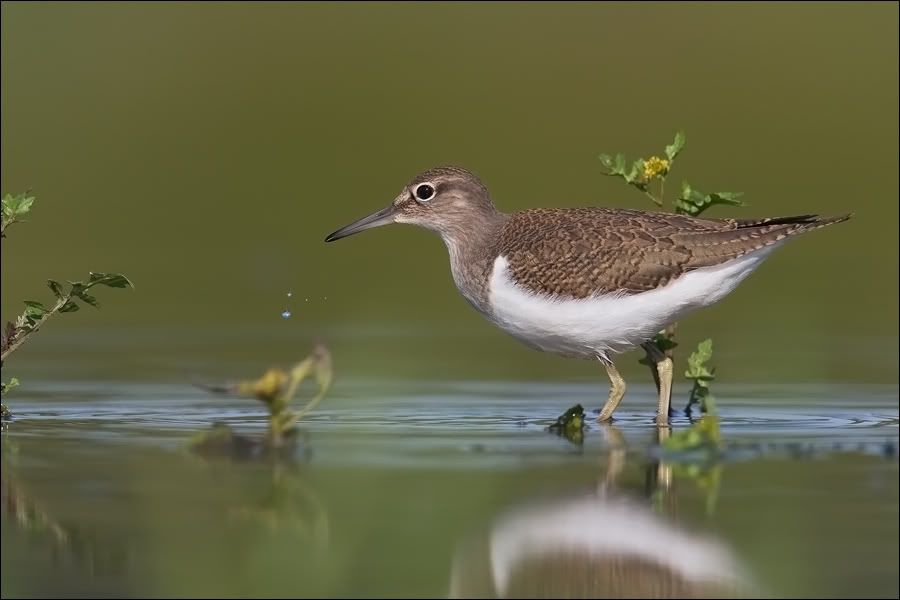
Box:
[496,208,851,298]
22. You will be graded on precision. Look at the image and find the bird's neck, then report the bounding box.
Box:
[438,209,509,314]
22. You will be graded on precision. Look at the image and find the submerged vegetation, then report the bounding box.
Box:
[599,132,740,416]
[548,403,586,444]
[190,343,333,460]
[1,192,133,418]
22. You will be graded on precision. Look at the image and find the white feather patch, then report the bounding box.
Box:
[487,245,778,358]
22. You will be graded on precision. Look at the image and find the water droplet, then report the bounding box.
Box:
[286,291,293,298]
[323,296,328,301]
[305,297,309,302]
[281,310,292,319]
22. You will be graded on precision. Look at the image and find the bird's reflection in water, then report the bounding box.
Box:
[448,425,754,599]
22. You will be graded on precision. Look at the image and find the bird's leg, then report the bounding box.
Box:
[597,356,626,423]
[643,348,662,396]
[641,341,673,428]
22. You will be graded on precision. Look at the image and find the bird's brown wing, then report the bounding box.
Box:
[496,207,849,297]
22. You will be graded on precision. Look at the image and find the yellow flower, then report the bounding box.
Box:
[643,156,670,180]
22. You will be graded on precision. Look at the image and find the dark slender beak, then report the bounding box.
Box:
[325,204,398,242]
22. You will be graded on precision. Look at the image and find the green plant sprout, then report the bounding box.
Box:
[191,343,334,459]
[661,340,721,456]
[1,192,133,418]
[600,133,743,416]
[599,131,744,214]
[1,192,35,238]
[657,341,723,515]
[548,403,586,445]
[684,338,717,417]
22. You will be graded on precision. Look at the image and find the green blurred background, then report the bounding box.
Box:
[2,1,898,385]
[2,5,898,599]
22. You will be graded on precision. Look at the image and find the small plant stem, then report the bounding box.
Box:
[291,387,328,423]
[643,190,663,206]
[269,415,284,449]
[1,218,16,237]
[1,296,68,364]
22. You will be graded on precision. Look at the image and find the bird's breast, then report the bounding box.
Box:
[486,249,776,358]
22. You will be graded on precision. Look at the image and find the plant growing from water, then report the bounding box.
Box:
[1,192,133,418]
[548,403,586,445]
[191,343,333,459]
[654,341,724,515]
[684,338,717,417]
[599,133,743,416]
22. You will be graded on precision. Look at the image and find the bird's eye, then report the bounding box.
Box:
[415,184,435,201]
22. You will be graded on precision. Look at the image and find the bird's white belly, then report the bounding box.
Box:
[485,247,777,359]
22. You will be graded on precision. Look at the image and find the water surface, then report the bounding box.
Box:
[3,375,897,598]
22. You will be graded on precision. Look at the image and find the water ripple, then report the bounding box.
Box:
[3,379,897,468]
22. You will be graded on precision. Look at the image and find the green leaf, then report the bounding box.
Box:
[1,377,20,396]
[708,191,744,205]
[22,301,48,327]
[87,272,133,289]
[628,158,645,184]
[58,300,80,313]
[23,300,48,320]
[675,182,745,217]
[76,291,100,307]
[14,195,34,216]
[638,331,678,367]
[684,339,718,415]
[47,279,64,299]
[665,131,686,162]
[2,192,35,219]
[652,331,678,352]
[600,153,628,177]
[686,339,714,379]
[23,300,47,311]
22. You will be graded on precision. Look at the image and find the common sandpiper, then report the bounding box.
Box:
[325,166,850,427]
